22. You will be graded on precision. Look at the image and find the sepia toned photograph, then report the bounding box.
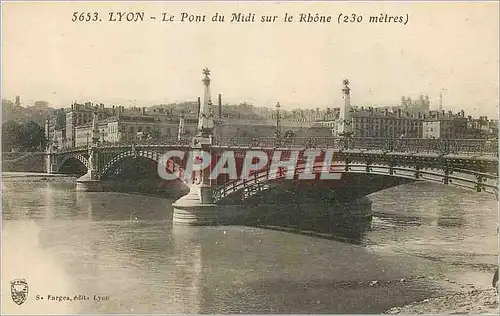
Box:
[1,1,499,314]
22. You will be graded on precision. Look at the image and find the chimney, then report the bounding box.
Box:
[142,107,146,115]
[218,93,222,118]
[384,109,389,116]
[397,109,402,117]
[112,105,115,115]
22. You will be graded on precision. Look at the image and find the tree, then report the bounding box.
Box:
[2,120,22,152]
[20,121,46,151]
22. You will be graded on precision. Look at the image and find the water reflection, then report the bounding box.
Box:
[436,195,466,228]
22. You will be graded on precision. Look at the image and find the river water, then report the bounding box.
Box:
[1,174,498,314]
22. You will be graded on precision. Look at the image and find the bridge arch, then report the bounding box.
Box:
[212,161,498,203]
[57,154,89,173]
[99,149,188,184]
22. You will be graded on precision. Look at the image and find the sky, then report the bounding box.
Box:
[2,1,499,117]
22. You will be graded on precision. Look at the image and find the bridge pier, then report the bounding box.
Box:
[172,184,245,225]
[76,171,104,192]
[44,151,58,174]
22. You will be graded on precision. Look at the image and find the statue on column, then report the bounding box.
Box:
[197,68,215,137]
[88,150,93,171]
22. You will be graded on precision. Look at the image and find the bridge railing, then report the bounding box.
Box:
[52,137,498,155]
[212,137,498,155]
[97,137,192,148]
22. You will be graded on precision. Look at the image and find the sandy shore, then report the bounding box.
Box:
[385,288,498,314]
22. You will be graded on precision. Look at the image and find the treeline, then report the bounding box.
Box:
[2,99,56,127]
[2,120,47,152]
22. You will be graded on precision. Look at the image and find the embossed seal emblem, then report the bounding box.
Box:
[10,279,29,305]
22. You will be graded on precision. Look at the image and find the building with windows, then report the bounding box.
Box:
[65,102,116,147]
[422,110,468,139]
[350,107,424,138]
[214,118,332,138]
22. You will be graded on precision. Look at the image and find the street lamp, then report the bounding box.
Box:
[86,132,89,148]
[275,102,281,146]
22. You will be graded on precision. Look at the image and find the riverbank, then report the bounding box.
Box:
[385,288,498,314]
[2,172,77,178]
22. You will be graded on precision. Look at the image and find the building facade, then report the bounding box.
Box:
[350,107,423,138]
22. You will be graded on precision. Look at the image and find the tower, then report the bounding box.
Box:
[338,79,352,136]
[197,68,215,136]
[15,96,21,107]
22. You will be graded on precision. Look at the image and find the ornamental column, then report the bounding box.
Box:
[339,79,352,136]
[197,68,215,137]
[192,68,215,186]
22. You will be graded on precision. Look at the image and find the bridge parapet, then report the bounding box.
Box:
[51,137,498,156]
[211,137,499,156]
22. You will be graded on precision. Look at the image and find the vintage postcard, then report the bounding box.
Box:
[1,0,499,314]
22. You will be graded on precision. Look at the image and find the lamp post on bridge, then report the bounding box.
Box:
[275,102,281,147]
[101,129,105,144]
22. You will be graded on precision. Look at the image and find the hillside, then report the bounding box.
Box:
[2,99,56,126]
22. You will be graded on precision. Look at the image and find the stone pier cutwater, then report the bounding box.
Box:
[172,184,247,225]
[76,172,105,192]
